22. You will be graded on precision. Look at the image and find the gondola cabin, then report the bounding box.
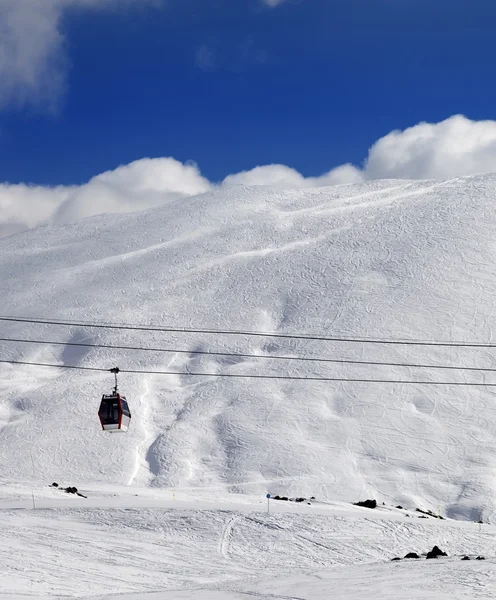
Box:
[98,393,131,432]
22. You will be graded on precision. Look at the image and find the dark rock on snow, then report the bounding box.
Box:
[415,507,444,520]
[426,546,447,559]
[49,482,87,498]
[63,486,87,498]
[354,499,377,509]
[404,552,420,559]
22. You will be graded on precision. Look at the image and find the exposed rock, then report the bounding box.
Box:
[476,556,486,560]
[391,557,402,561]
[63,486,87,498]
[354,499,377,509]
[273,495,314,504]
[461,556,470,560]
[404,552,420,559]
[396,505,403,510]
[415,507,444,520]
[426,546,447,559]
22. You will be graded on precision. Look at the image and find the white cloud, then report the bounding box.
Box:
[222,163,363,188]
[0,158,210,236]
[0,0,154,111]
[313,164,365,186]
[3,115,496,238]
[54,158,212,224]
[364,115,496,180]
[0,0,65,111]
[0,182,73,237]
[223,165,307,188]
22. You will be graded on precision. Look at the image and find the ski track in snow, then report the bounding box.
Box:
[127,376,152,486]
[219,513,240,559]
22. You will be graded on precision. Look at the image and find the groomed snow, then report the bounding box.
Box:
[0,486,495,598]
[1,176,496,597]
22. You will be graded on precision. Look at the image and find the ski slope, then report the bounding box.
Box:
[0,485,495,599]
[1,175,496,597]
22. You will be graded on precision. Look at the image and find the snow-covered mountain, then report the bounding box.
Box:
[1,174,496,522]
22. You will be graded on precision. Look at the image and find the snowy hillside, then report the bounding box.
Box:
[1,174,496,523]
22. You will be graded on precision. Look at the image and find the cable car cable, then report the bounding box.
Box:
[0,335,495,374]
[0,357,495,386]
[1,315,495,348]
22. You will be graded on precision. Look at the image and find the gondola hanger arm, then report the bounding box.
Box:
[110,367,120,393]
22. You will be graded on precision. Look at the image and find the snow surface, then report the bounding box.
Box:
[0,487,495,598]
[1,176,496,597]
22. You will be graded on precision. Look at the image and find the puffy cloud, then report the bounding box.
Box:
[365,115,496,180]
[223,165,307,188]
[231,116,496,187]
[3,115,496,238]
[0,183,72,237]
[54,158,212,224]
[312,164,365,186]
[0,158,210,236]
[0,0,155,111]
[223,163,363,188]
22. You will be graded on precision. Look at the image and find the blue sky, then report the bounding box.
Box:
[1,0,495,186]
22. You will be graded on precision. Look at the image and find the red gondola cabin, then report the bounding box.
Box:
[98,393,131,432]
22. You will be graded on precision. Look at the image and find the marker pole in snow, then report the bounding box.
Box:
[266,493,270,515]
[32,491,36,510]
